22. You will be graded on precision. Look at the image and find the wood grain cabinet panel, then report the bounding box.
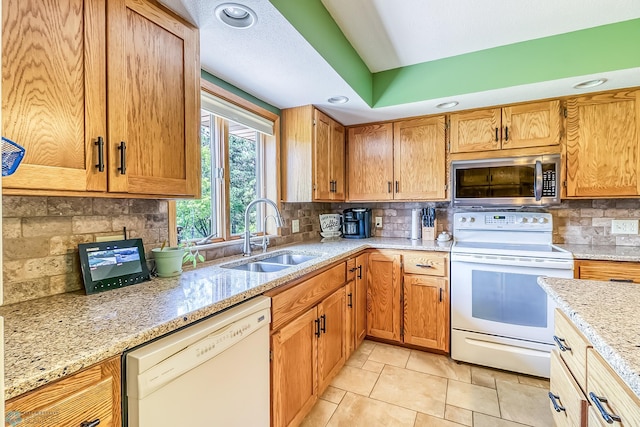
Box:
[317,287,347,393]
[403,275,449,351]
[354,253,368,346]
[3,0,200,198]
[347,123,395,201]
[566,89,640,197]
[553,310,591,393]
[575,259,640,283]
[450,108,502,153]
[5,356,121,427]
[366,251,402,342]
[548,350,588,427]
[281,106,346,202]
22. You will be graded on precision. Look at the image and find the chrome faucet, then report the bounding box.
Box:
[243,198,284,256]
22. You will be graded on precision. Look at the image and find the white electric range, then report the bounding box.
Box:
[450,211,573,378]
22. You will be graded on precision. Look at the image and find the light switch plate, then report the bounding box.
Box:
[611,219,639,234]
[375,217,383,228]
[292,219,300,233]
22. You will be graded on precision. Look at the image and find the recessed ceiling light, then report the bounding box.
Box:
[328,96,349,104]
[573,78,607,89]
[436,101,459,109]
[215,3,257,29]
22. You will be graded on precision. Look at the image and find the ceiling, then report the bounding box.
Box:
[159,0,640,125]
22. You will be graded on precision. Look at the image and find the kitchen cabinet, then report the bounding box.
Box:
[565,89,640,198]
[5,356,121,427]
[347,117,447,201]
[2,0,200,198]
[367,251,402,341]
[268,263,347,427]
[575,260,640,283]
[449,100,561,154]
[345,253,368,358]
[281,105,345,202]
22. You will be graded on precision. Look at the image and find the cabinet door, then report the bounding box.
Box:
[575,260,640,283]
[367,251,401,342]
[318,287,346,393]
[107,0,200,197]
[345,281,355,359]
[331,121,346,200]
[403,275,449,351]
[566,90,640,197]
[355,253,368,346]
[2,0,107,192]
[347,123,394,200]
[449,108,501,153]
[272,307,318,427]
[393,116,446,200]
[502,100,561,150]
[549,350,588,427]
[313,109,333,200]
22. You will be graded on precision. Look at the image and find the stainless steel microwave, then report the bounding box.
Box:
[451,155,561,207]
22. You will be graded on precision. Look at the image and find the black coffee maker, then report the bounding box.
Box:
[342,208,372,239]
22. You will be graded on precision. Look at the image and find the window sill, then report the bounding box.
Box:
[185,235,279,252]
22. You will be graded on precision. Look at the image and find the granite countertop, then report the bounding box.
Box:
[0,237,451,400]
[539,276,640,398]
[557,244,640,262]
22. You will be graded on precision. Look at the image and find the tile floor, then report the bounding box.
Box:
[301,340,553,427]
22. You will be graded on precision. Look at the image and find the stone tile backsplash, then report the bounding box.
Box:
[2,196,168,305]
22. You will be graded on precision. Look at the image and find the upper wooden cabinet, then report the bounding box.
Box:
[2,0,200,198]
[565,89,640,198]
[347,116,446,201]
[449,100,562,154]
[281,106,345,202]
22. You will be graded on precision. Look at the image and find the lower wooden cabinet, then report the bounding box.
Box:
[575,260,640,283]
[367,250,450,352]
[354,253,368,347]
[6,356,121,427]
[317,287,347,392]
[549,350,588,427]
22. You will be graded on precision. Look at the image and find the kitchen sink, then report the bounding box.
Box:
[225,262,290,273]
[260,254,317,265]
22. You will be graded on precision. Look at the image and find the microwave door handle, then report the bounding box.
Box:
[534,160,543,201]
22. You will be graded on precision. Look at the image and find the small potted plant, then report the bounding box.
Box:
[152,241,205,277]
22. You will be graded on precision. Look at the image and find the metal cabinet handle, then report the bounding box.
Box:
[534,160,542,201]
[415,264,433,268]
[504,126,509,142]
[589,392,622,423]
[348,292,353,308]
[95,137,105,172]
[118,141,127,175]
[388,181,392,193]
[395,181,399,193]
[553,335,571,352]
[320,314,326,333]
[548,393,565,413]
[314,318,321,337]
[357,265,362,279]
[610,278,633,283]
[439,288,443,303]
[80,420,101,427]
[348,267,358,273]
[495,127,499,142]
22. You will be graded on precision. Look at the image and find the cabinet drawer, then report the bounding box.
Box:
[576,260,640,283]
[587,349,640,427]
[270,263,346,331]
[549,350,588,427]
[554,310,590,392]
[402,252,447,276]
[346,258,356,282]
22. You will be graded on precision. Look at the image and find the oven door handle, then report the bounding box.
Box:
[534,160,543,201]
[451,253,574,269]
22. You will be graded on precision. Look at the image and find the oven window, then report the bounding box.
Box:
[471,271,547,328]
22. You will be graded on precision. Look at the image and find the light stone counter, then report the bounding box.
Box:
[539,276,640,398]
[557,244,640,262]
[0,237,450,400]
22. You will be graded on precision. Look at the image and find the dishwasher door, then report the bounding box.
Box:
[126,296,271,427]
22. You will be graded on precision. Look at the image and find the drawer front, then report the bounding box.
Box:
[403,251,447,276]
[554,310,590,392]
[346,258,356,282]
[587,349,640,427]
[549,350,588,427]
[576,260,640,283]
[270,263,346,331]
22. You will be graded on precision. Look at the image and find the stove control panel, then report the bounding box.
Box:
[454,212,553,231]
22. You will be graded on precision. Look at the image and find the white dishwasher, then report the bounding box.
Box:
[126,296,271,427]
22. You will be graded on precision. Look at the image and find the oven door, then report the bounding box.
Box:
[451,252,573,344]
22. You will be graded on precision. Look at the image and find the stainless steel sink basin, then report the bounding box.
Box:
[226,262,290,273]
[260,254,317,265]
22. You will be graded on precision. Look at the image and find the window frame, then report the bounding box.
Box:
[168,79,281,248]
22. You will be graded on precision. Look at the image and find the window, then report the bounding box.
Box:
[173,82,278,246]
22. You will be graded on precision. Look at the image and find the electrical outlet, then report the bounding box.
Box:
[611,219,639,234]
[292,219,300,233]
[96,234,125,242]
[375,217,383,228]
